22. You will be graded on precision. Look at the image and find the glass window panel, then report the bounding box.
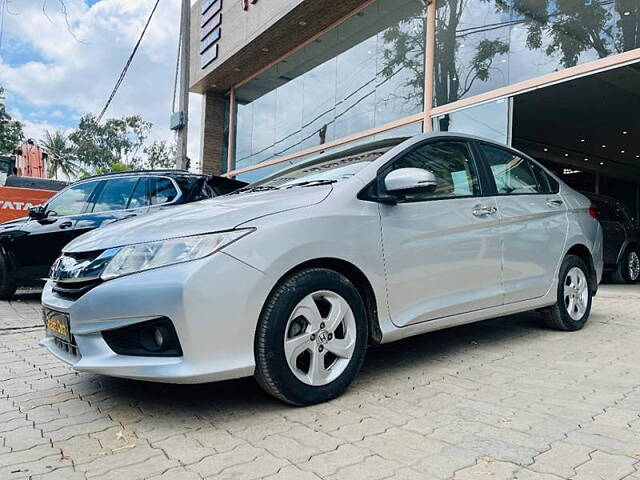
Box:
[128,178,150,209]
[435,0,640,107]
[46,181,98,217]
[481,144,544,194]
[434,98,509,144]
[92,178,139,213]
[150,178,179,205]
[236,121,423,184]
[232,0,426,172]
[391,141,480,200]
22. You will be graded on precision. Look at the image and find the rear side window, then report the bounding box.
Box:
[390,141,480,200]
[480,144,546,195]
[150,177,179,205]
[128,178,150,209]
[92,177,139,213]
[530,162,559,194]
[46,181,98,217]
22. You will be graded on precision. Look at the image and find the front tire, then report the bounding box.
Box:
[613,247,640,284]
[254,268,368,406]
[541,255,592,331]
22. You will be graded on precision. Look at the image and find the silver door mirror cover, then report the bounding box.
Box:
[385,168,437,194]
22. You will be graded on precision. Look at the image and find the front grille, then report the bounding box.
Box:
[52,279,103,299]
[51,249,107,299]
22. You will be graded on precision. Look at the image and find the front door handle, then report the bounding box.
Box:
[472,205,497,217]
[546,199,563,208]
[59,221,73,230]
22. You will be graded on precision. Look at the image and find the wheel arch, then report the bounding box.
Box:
[269,258,383,345]
[565,243,597,293]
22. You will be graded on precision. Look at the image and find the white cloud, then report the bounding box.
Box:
[0,0,202,169]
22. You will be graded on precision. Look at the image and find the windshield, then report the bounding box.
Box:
[242,144,397,191]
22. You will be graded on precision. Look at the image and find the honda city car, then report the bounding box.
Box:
[41,134,603,405]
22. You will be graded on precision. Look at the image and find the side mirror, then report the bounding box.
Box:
[28,205,46,220]
[385,168,438,195]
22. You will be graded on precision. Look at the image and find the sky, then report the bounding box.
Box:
[0,0,202,171]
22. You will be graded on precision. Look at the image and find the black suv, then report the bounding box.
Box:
[0,170,246,298]
[583,192,640,284]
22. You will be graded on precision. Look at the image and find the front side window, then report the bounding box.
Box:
[390,141,480,200]
[92,177,139,213]
[46,181,98,217]
[150,178,179,205]
[481,145,544,195]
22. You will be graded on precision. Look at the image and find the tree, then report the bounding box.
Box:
[41,130,78,179]
[0,87,24,155]
[143,140,177,169]
[69,114,152,169]
[380,0,508,128]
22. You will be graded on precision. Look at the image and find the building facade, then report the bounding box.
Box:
[190,0,640,214]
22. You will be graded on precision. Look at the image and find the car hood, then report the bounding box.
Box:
[0,216,29,229]
[64,185,332,252]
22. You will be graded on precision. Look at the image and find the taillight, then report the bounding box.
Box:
[588,205,599,219]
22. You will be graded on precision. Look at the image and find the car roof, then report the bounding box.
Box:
[79,169,204,181]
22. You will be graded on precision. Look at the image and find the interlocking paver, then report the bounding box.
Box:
[0,285,638,479]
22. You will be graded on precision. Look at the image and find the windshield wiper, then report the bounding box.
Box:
[231,185,280,194]
[283,179,337,189]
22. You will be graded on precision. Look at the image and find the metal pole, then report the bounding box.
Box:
[176,0,191,170]
[423,0,436,132]
[226,89,237,175]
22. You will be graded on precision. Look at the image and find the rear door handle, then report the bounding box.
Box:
[472,205,497,217]
[59,221,73,230]
[546,199,563,208]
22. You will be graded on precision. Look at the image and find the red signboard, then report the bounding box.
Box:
[0,186,56,223]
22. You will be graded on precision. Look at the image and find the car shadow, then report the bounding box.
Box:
[92,310,544,415]
[14,288,43,302]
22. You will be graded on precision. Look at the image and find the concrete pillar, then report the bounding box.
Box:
[199,90,227,175]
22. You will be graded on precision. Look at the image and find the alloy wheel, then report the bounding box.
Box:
[563,267,588,321]
[284,290,356,386]
[627,251,640,282]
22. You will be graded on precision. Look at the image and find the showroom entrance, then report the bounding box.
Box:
[512,62,640,219]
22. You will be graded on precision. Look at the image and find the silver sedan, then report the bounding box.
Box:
[41,133,603,405]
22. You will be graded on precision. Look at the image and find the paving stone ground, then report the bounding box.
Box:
[1,285,639,479]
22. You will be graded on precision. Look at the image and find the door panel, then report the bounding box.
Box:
[382,197,503,326]
[479,143,568,303]
[495,195,567,302]
[9,180,99,279]
[379,139,503,327]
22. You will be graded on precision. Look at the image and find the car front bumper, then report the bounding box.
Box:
[40,252,272,383]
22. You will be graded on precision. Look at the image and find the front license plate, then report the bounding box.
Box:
[43,309,71,342]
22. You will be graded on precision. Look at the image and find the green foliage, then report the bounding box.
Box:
[69,114,152,170]
[0,87,24,155]
[143,140,177,169]
[41,130,78,180]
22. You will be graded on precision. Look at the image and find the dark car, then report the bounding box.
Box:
[583,192,640,284]
[0,170,246,298]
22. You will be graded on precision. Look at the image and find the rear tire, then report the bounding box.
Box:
[0,253,17,300]
[254,268,368,406]
[613,247,640,284]
[541,255,592,331]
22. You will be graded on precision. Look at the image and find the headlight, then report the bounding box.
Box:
[100,229,254,280]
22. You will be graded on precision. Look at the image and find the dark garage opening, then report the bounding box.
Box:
[512,62,640,221]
